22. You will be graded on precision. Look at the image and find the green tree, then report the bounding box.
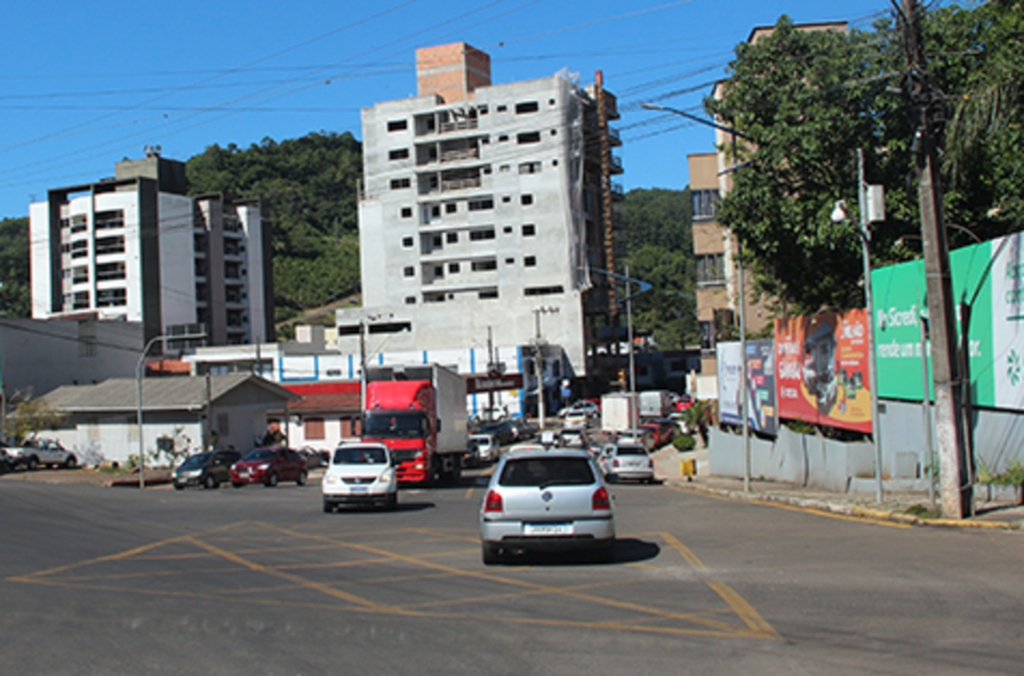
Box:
[0,217,30,318]
[186,131,364,331]
[616,188,698,349]
[11,399,66,444]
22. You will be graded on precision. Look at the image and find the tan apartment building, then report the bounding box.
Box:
[687,21,847,392]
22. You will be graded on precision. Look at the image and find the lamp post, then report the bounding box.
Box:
[831,148,885,503]
[136,330,206,489]
[532,306,559,430]
[640,102,753,491]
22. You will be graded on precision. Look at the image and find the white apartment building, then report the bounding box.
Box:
[338,42,622,386]
[29,152,273,346]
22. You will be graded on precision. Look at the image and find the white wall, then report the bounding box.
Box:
[158,193,197,330]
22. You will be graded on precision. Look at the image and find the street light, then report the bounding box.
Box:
[831,148,885,503]
[136,330,206,489]
[641,101,754,492]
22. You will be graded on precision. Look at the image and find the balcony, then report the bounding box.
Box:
[441,176,482,192]
[441,147,480,163]
[439,118,478,134]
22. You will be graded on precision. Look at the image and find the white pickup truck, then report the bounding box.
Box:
[6,438,78,470]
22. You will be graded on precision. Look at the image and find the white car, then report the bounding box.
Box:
[322,443,398,512]
[597,443,655,484]
[558,401,600,418]
[8,438,77,470]
[468,433,498,464]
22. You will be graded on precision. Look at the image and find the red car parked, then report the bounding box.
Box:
[230,447,308,488]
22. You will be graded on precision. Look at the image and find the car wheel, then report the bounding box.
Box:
[265,472,278,487]
[64,456,77,470]
[27,456,39,471]
[203,474,218,490]
[174,483,185,491]
[322,499,334,514]
[232,482,244,488]
[296,471,307,487]
[481,542,502,565]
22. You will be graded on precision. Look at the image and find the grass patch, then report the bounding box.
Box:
[904,504,940,519]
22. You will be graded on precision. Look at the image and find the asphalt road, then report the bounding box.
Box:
[2,471,1022,675]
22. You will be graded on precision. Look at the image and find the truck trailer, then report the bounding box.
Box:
[362,364,467,486]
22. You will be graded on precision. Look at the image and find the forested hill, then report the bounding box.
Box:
[185,132,363,327]
[1,133,697,350]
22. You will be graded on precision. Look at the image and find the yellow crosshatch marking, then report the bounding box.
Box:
[8,523,780,641]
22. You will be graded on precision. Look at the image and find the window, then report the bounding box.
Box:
[472,259,497,271]
[525,285,564,296]
[693,189,720,220]
[72,266,88,284]
[449,262,460,273]
[434,266,444,278]
[524,256,537,267]
[431,205,441,217]
[521,194,533,206]
[552,159,558,166]
[522,224,536,236]
[505,257,515,264]
[445,202,457,213]
[402,236,413,248]
[404,266,415,277]
[387,119,408,132]
[517,131,541,144]
[498,134,509,142]
[519,161,542,174]
[390,178,411,190]
[479,289,498,299]
[515,101,539,114]
[468,198,494,211]
[94,210,124,230]
[305,418,325,441]
[96,288,127,307]
[478,105,489,115]
[389,148,409,160]
[72,291,89,310]
[550,129,557,136]
[502,196,511,203]
[696,253,726,285]
[446,232,458,244]
[405,296,416,305]
[496,104,508,112]
[401,207,413,218]
[432,235,442,247]
[70,240,88,258]
[95,235,125,255]
[503,226,512,234]
[96,262,125,281]
[549,98,556,105]
[469,228,496,241]
[499,164,510,172]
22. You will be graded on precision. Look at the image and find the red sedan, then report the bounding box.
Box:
[230,447,308,487]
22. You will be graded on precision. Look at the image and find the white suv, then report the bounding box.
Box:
[322,443,398,512]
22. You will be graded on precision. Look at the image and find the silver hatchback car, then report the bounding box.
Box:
[479,450,615,564]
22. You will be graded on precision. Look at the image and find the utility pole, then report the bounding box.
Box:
[900,0,971,518]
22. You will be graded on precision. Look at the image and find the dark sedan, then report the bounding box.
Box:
[173,450,242,490]
[230,447,308,487]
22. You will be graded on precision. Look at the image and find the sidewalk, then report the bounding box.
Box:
[652,446,1024,531]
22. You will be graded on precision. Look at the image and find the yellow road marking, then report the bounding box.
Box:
[705,581,781,639]
[464,465,496,499]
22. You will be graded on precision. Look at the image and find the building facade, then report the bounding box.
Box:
[338,42,622,381]
[29,152,273,346]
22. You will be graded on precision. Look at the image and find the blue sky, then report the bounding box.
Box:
[0,0,892,219]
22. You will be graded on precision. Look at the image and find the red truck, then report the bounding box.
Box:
[362,364,467,486]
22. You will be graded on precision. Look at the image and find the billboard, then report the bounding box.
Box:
[775,310,873,433]
[870,233,1000,406]
[717,339,777,435]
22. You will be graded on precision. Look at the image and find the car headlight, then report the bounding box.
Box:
[378,472,394,484]
[325,475,338,484]
[257,463,270,470]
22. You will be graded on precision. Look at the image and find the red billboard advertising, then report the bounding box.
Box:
[774,310,873,433]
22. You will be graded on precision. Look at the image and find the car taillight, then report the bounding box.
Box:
[648,458,654,468]
[612,458,619,468]
[592,487,610,511]
[484,489,503,512]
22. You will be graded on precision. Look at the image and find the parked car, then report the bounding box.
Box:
[0,445,12,473]
[641,419,677,448]
[478,421,516,446]
[479,449,615,564]
[597,443,655,484]
[562,410,589,430]
[466,433,498,466]
[173,450,242,490]
[230,447,308,487]
[557,401,600,419]
[8,438,77,470]
[322,442,397,512]
[556,428,589,449]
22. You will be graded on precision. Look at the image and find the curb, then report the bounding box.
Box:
[665,479,1022,531]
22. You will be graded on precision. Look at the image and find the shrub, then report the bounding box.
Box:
[673,434,696,451]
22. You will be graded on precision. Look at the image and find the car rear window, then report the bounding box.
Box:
[499,457,595,487]
[616,445,647,456]
[334,447,388,465]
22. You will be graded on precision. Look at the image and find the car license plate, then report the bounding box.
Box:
[351,486,368,492]
[239,472,250,478]
[524,523,573,536]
